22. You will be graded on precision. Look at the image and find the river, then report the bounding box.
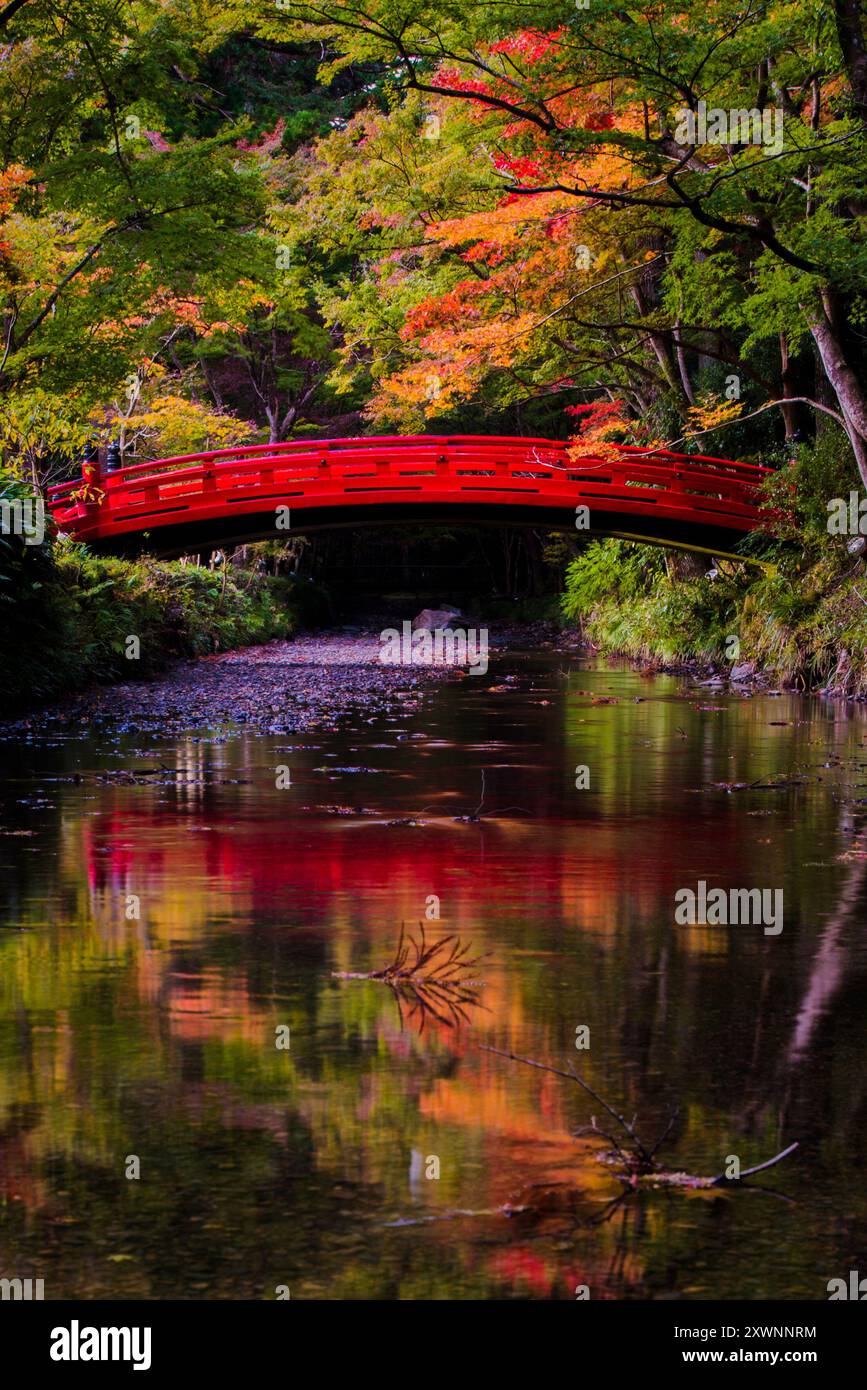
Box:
[1,633,866,1300]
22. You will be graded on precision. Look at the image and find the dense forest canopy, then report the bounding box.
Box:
[0,0,865,483]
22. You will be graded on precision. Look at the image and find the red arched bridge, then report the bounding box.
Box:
[46,435,771,559]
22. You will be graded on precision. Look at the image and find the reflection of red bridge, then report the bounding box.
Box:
[83,801,757,935]
[47,435,770,558]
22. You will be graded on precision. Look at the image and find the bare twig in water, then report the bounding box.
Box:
[474,768,486,818]
[453,769,487,822]
[453,768,532,822]
[708,1142,800,1186]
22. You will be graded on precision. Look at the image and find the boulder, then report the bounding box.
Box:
[411,607,461,631]
[730,662,755,682]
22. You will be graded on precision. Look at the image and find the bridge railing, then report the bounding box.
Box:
[46,435,771,540]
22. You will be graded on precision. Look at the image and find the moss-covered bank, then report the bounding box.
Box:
[1,536,319,713]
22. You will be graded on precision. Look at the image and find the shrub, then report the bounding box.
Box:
[561,539,665,620]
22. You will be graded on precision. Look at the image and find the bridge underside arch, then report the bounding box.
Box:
[106,501,755,564]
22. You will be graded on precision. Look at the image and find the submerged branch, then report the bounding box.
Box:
[482,1044,799,1191]
[482,1043,656,1169]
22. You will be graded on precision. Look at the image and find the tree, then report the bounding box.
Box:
[0,0,272,477]
[259,0,867,475]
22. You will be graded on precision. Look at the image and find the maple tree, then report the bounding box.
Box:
[249,0,867,479]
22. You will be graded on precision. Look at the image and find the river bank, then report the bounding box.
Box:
[5,619,582,741]
[562,540,867,698]
[6,631,456,740]
[1,541,336,715]
[7,604,852,747]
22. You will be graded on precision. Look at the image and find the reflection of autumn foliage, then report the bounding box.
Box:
[6,786,648,1235]
[0,1127,47,1209]
[1,696,848,1300]
[489,1247,598,1299]
[168,975,265,1046]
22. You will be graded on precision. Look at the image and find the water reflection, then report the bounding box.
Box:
[2,656,867,1298]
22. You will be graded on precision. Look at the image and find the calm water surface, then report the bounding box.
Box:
[2,648,867,1299]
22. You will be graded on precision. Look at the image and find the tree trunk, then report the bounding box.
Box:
[629,285,689,409]
[674,320,696,405]
[805,290,867,484]
[779,332,810,441]
[665,551,710,581]
[834,0,867,117]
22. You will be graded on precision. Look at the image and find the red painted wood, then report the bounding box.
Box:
[46,435,771,549]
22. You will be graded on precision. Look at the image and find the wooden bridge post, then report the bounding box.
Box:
[81,441,103,524]
[81,440,99,484]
